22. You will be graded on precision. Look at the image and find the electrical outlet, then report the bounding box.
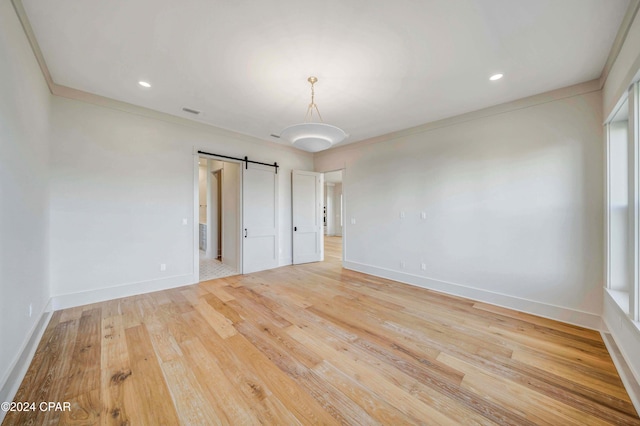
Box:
[421,211,427,219]
[160,263,167,272]
[400,211,405,219]
[29,303,33,318]
[421,263,427,271]
[182,218,188,225]
[351,218,356,225]
[400,261,407,268]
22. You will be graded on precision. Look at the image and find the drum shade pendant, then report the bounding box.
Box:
[280,76,347,152]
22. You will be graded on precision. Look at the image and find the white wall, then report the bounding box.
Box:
[0,0,51,407]
[49,95,313,307]
[316,85,604,329]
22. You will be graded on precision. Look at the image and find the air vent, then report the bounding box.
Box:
[182,107,201,115]
[270,134,280,138]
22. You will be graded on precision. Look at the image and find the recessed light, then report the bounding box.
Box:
[489,73,504,81]
[138,81,151,88]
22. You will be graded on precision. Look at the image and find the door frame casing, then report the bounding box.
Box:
[193,152,244,281]
[320,168,346,264]
[208,168,222,260]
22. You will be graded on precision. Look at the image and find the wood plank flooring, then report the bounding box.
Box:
[4,236,639,425]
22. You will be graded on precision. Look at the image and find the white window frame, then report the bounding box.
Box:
[632,81,640,322]
[605,81,640,322]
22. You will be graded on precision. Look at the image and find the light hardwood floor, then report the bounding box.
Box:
[4,236,639,425]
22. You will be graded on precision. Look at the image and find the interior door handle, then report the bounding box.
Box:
[244,228,247,238]
[294,226,297,231]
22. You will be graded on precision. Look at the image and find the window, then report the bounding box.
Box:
[606,82,640,322]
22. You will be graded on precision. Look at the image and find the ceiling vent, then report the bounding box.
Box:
[182,107,201,115]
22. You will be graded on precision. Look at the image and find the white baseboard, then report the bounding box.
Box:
[343,260,603,330]
[601,329,640,415]
[0,273,197,423]
[602,291,640,414]
[51,273,197,310]
[279,257,293,268]
[0,307,53,424]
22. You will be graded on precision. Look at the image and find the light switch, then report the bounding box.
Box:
[400,211,405,219]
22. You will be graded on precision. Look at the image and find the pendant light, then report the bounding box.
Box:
[280,76,347,152]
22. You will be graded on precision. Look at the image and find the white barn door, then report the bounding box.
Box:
[243,163,279,273]
[292,170,323,264]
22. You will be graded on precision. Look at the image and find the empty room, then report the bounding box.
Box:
[2,0,640,424]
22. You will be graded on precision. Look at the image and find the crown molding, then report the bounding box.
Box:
[11,0,53,93]
[51,84,311,156]
[10,0,624,160]
[9,0,310,158]
[315,79,601,159]
[600,0,640,89]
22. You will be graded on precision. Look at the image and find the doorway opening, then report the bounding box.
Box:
[323,170,344,263]
[197,157,241,281]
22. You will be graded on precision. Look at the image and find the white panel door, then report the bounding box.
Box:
[292,170,323,264]
[243,163,279,274]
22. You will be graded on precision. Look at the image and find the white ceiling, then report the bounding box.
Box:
[20,0,629,149]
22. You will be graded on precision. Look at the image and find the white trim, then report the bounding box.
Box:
[633,81,640,321]
[51,273,196,311]
[343,260,603,330]
[601,331,640,416]
[238,163,244,274]
[193,154,200,283]
[604,89,637,316]
[602,290,640,414]
[11,0,312,156]
[315,80,601,159]
[608,289,631,315]
[604,291,640,374]
[600,0,640,90]
[0,306,53,424]
[194,151,245,279]
[605,122,612,292]
[10,0,54,93]
[341,168,347,264]
[315,168,347,264]
[605,90,630,124]
[279,258,293,268]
